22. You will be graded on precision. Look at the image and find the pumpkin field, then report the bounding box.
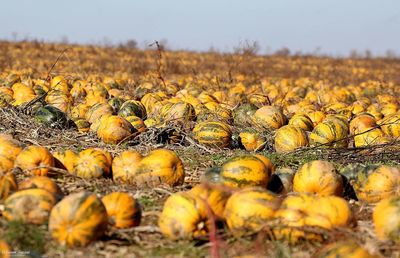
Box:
[0,40,400,257]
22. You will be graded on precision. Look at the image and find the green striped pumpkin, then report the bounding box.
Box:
[274,125,308,153]
[118,100,147,119]
[309,119,349,148]
[193,121,232,148]
[160,102,196,122]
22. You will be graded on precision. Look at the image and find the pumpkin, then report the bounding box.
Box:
[0,241,11,258]
[48,191,108,247]
[239,129,266,151]
[11,82,36,106]
[73,118,91,132]
[45,90,71,113]
[14,146,55,176]
[34,105,68,128]
[158,191,208,240]
[0,172,18,201]
[349,113,377,135]
[97,115,134,144]
[353,165,400,203]
[53,149,78,172]
[85,102,114,124]
[189,183,231,220]
[293,160,343,196]
[3,188,56,224]
[314,240,376,258]
[70,103,89,120]
[0,155,15,175]
[0,134,24,163]
[219,155,272,188]
[134,149,185,186]
[288,114,314,131]
[108,97,124,113]
[379,113,400,138]
[118,100,147,119]
[308,110,326,127]
[72,148,111,178]
[373,196,400,242]
[232,103,258,125]
[251,106,287,130]
[112,150,142,183]
[141,93,164,115]
[160,101,196,122]
[253,154,275,173]
[223,187,280,233]
[125,115,146,133]
[193,121,232,148]
[354,128,387,147]
[101,192,141,228]
[309,119,349,148]
[19,176,63,200]
[274,125,309,153]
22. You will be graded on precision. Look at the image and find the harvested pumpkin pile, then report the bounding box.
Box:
[0,41,400,257]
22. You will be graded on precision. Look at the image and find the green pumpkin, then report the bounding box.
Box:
[118,100,147,119]
[108,97,125,113]
[233,103,258,126]
[35,105,68,127]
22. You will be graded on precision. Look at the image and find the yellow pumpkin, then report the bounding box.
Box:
[72,148,111,178]
[125,115,146,133]
[274,125,309,153]
[0,172,18,201]
[373,196,400,242]
[354,128,387,147]
[53,149,78,172]
[193,121,232,148]
[0,134,24,163]
[97,115,134,144]
[224,187,280,233]
[158,191,208,239]
[85,102,114,124]
[379,113,400,138]
[293,160,343,196]
[11,82,36,106]
[14,146,55,176]
[239,130,266,151]
[309,119,349,148]
[48,191,108,247]
[349,113,377,135]
[134,149,185,186]
[3,188,56,224]
[111,150,142,183]
[288,114,314,131]
[353,165,400,203]
[101,192,142,228]
[251,106,287,130]
[19,176,63,200]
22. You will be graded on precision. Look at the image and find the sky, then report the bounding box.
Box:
[1,0,399,56]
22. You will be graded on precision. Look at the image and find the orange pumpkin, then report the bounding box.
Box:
[252,106,287,130]
[14,146,55,176]
[53,149,78,172]
[101,192,142,228]
[274,125,309,153]
[19,176,63,200]
[111,150,142,183]
[72,148,111,178]
[0,172,18,201]
[373,196,400,242]
[97,115,134,144]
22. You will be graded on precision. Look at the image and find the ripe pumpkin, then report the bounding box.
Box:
[0,172,18,201]
[373,196,400,242]
[274,125,309,153]
[101,192,142,228]
[232,103,258,125]
[48,191,108,247]
[193,121,232,148]
[0,241,11,258]
[239,129,266,151]
[125,115,146,133]
[309,119,349,148]
[379,113,400,138]
[45,90,71,113]
[3,188,56,224]
[224,187,280,233]
[219,155,272,188]
[353,165,400,203]
[141,93,164,115]
[349,113,377,135]
[288,114,314,131]
[308,110,326,127]
[108,97,124,113]
[11,82,36,106]
[293,160,343,196]
[53,149,78,172]
[251,106,287,130]
[189,183,231,220]
[19,176,63,200]
[14,146,55,176]
[160,101,196,122]
[85,102,114,124]
[354,128,387,147]
[0,134,24,163]
[0,155,14,175]
[159,191,209,239]
[112,150,142,183]
[118,100,147,119]
[72,148,111,178]
[314,240,376,258]
[134,149,185,186]
[97,115,134,144]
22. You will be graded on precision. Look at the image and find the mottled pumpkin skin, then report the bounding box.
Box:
[349,113,377,135]
[72,149,111,178]
[293,160,343,196]
[49,192,108,247]
[19,176,63,200]
[274,194,353,243]
[158,192,208,240]
[3,188,56,224]
[314,240,376,258]
[274,125,309,153]
[220,155,272,188]
[97,115,134,144]
[135,149,185,186]
[379,113,400,138]
[53,149,78,173]
[125,115,146,133]
[160,101,196,123]
[288,114,314,131]
[193,121,232,148]
[239,130,266,151]
[0,241,11,258]
[251,106,287,130]
[141,93,164,116]
[85,102,114,124]
[189,183,231,220]
[112,150,142,183]
[354,165,400,203]
[118,100,147,119]
[101,192,142,228]
[14,146,55,176]
[354,128,387,147]
[0,172,18,201]
[309,119,349,148]
[373,196,400,242]
[224,187,280,233]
